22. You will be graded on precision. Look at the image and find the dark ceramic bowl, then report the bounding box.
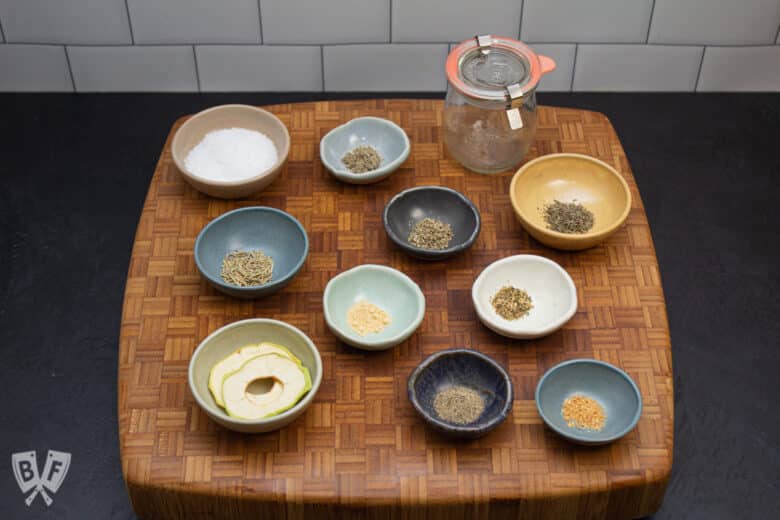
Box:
[382,186,481,260]
[408,349,513,439]
[194,206,309,299]
[535,359,643,445]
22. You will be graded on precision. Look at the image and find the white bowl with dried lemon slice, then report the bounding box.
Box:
[188,319,322,433]
[471,255,577,339]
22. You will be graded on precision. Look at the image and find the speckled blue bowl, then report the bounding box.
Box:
[320,116,410,184]
[194,206,308,299]
[535,359,643,445]
[408,349,513,439]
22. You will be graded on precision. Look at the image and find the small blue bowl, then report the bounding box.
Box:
[408,349,513,439]
[194,206,309,299]
[320,117,410,184]
[535,359,643,445]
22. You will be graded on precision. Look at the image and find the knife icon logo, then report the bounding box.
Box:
[11,450,71,507]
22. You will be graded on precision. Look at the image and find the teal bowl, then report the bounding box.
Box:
[320,117,411,184]
[535,359,642,445]
[194,206,309,299]
[323,264,425,351]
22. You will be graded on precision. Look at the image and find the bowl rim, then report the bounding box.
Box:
[322,264,426,350]
[509,153,632,243]
[187,318,323,425]
[382,185,482,257]
[319,116,411,181]
[172,104,291,187]
[407,348,514,434]
[471,254,578,338]
[194,206,309,294]
[534,358,643,444]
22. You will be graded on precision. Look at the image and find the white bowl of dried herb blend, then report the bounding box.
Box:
[320,117,410,184]
[509,153,632,250]
[472,255,577,339]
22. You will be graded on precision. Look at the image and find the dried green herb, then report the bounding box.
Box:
[433,386,484,424]
[407,218,454,250]
[491,286,533,320]
[542,199,595,234]
[341,145,381,173]
[220,250,274,287]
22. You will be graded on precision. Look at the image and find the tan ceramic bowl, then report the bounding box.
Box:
[171,104,290,199]
[509,153,631,250]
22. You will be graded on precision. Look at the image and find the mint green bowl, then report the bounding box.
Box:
[323,264,425,351]
[188,318,322,433]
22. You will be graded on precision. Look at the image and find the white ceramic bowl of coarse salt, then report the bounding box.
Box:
[172,105,290,199]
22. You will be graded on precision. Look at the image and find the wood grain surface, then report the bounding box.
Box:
[118,99,673,519]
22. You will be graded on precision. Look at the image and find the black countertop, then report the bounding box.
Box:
[0,93,778,520]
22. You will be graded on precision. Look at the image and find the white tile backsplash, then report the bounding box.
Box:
[522,0,653,43]
[573,44,703,91]
[527,43,576,92]
[68,46,198,92]
[261,0,389,44]
[0,0,131,44]
[0,44,72,91]
[649,0,780,45]
[324,44,447,91]
[392,0,522,43]
[127,0,261,44]
[697,46,780,91]
[0,1,778,92]
[197,45,321,92]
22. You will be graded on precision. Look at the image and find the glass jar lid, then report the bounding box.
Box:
[446,35,555,103]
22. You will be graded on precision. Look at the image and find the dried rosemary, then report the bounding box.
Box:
[491,286,533,320]
[542,200,595,234]
[433,386,484,425]
[407,218,454,250]
[220,250,274,287]
[341,145,381,173]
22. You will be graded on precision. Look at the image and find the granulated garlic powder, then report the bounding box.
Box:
[346,300,391,336]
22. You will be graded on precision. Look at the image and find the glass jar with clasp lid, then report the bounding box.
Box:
[444,35,556,174]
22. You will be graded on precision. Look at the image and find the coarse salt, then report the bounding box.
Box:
[184,127,278,182]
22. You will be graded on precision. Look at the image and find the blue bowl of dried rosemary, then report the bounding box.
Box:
[194,206,309,299]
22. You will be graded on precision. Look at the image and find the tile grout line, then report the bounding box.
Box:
[389,0,393,43]
[320,45,325,92]
[645,0,656,43]
[518,0,524,39]
[3,41,773,48]
[123,0,135,44]
[63,45,77,92]
[257,0,263,44]
[569,44,579,92]
[693,46,707,92]
[192,45,202,92]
